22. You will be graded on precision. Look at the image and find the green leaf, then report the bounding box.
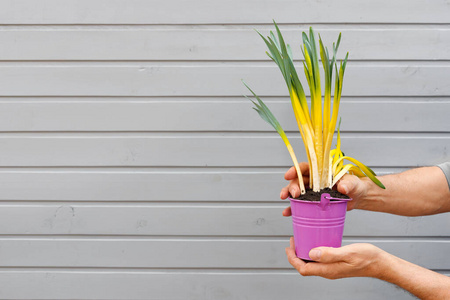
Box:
[242,80,284,134]
[255,29,284,73]
[335,33,342,53]
[273,21,288,57]
[270,31,280,51]
[302,32,310,46]
[287,44,294,62]
[342,52,349,72]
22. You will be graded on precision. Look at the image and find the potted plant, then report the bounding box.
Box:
[243,22,385,261]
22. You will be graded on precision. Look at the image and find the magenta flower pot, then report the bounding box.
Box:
[289,193,351,261]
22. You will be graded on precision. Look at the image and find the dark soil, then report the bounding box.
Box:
[291,188,350,202]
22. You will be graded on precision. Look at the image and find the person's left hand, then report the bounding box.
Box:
[285,237,387,279]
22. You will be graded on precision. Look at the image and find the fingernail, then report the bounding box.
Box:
[309,249,321,260]
[341,184,348,194]
[291,189,297,198]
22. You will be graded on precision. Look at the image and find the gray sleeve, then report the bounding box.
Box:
[437,162,450,190]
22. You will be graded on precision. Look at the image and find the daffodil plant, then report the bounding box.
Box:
[244,22,385,195]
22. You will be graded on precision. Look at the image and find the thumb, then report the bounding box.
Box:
[309,247,347,263]
[337,174,361,197]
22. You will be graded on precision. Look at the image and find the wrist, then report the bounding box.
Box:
[355,176,387,212]
[371,249,397,281]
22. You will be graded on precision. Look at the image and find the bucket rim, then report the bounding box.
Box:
[288,196,351,204]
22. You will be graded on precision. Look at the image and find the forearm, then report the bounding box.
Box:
[357,166,450,216]
[377,251,450,300]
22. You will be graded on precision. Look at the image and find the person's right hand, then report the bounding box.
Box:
[280,163,369,216]
[285,237,387,279]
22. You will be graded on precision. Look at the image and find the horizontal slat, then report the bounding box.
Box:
[0,205,447,237]
[0,170,286,201]
[0,27,449,60]
[0,64,448,96]
[0,271,420,300]
[0,169,405,201]
[0,135,446,167]
[0,239,447,269]
[0,0,448,24]
[0,100,447,132]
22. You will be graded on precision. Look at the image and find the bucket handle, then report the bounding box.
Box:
[320,193,351,210]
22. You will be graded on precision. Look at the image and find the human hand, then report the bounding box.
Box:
[279,162,310,199]
[285,237,386,279]
[280,164,369,216]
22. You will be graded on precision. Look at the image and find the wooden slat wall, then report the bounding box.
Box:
[1,1,449,299]
[0,27,449,60]
[0,0,449,24]
[0,64,448,96]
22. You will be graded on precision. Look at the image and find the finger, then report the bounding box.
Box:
[288,179,300,198]
[299,260,344,279]
[337,175,363,211]
[280,186,290,200]
[284,166,297,180]
[282,179,309,200]
[286,237,306,270]
[299,162,310,176]
[337,174,360,197]
[309,246,348,264]
[282,206,291,217]
[284,163,310,181]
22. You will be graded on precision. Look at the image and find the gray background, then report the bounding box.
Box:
[0,0,449,299]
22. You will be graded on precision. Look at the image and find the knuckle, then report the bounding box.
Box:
[299,264,313,277]
[298,267,310,276]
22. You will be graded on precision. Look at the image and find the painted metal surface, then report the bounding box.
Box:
[0,1,448,299]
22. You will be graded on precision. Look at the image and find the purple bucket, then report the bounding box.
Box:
[289,193,350,260]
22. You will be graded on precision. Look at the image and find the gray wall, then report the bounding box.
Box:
[0,1,449,299]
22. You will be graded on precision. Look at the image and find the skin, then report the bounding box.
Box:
[280,163,450,299]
